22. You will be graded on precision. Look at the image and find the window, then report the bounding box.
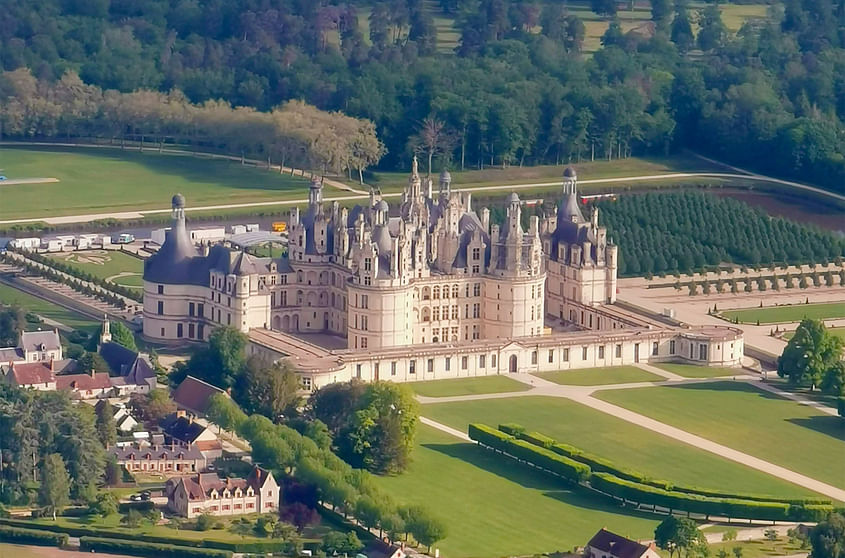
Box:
[473,283,481,296]
[452,305,459,319]
[391,361,397,376]
[177,323,183,338]
[157,301,164,315]
[361,294,368,309]
[452,285,459,298]
[531,351,538,365]
[582,346,588,360]
[427,359,434,372]
[364,258,372,272]
[433,286,440,299]
[361,337,367,348]
[445,357,451,371]
[188,323,195,338]
[227,314,231,325]
[189,302,195,316]
[472,247,480,260]
[699,344,707,360]
[670,340,676,354]
[598,345,605,359]
[198,324,204,339]
[491,354,497,368]
[361,316,368,331]
[432,307,440,321]
[472,264,479,273]
[364,276,371,286]
[548,350,554,363]
[652,342,659,356]
[161,327,165,336]
[461,356,468,369]
[409,360,416,374]
[157,284,164,294]
[301,377,312,390]
[198,303,204,317]
[473,303,480,318]
[356,364,362,378]
[615,344,622,358]
[479,355,486,368]
[562,348,570,362]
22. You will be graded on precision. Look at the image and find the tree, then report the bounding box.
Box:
[104,455,122,486]
[671,1,695,53]
[304,419,332,450]
[410,117,455,176]
[809,513,845,558]
[39,454,70,520]
[109,321,137,351]
[196,513,215,531]
[121,509,143,528]
[129,388,176,424]
[0,307,25,347]
[407,508,448,551]
[323,531,363,554]
[88,492,119,517]
[591,0,618,17]
[78,351,110,374]
[697,4,726,51]
[821,361,845,396]
[179,327,248,389]
[655,517,708,558]
[95,400,117,447]
[206,392,247,432]
[230,517,254,539]
[236,357,300,421]
[778,319,843,387]
[651,0,672,26]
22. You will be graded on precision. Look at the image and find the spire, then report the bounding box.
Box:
[412,155,419,179]
[100,314,112,345]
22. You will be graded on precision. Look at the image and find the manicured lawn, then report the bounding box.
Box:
[595,382,845,489]
[534,365,664,386]
[655,363,740,378]
[423,396,817,498]
[47,250,145,288]
[784,326,845,341]
[721,302,845,324]
[0,146,310,219]
[708,538,808,558]
[0,283,99,334]
[375,425,660,558]
[0,543,132,558]
[410,375,530,397]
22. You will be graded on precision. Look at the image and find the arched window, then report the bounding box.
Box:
[422,287,431,300]
[422,307,431,322]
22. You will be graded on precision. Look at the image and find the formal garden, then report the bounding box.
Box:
[47,250,145,288]
[534,365,664,385]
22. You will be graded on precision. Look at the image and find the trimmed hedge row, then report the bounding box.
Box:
[590,473,835,522]
[79,537,233,558]
[0,517,285,553]
[500,424,831,506]
[498,423,526,436]
[0,524,68,547]
[468,424,591,483]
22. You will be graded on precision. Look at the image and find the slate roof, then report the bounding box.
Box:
[174,467,271,501]
[161,414,208,444]
[110,443,204,462]
[171,376,225,414]
[99,342,155,386]
[20,330,61,353]
[0,348,23,363]
[587,529,652,558]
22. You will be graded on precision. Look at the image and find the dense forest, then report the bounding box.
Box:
[595,191,845,276]
[1,0,844,192]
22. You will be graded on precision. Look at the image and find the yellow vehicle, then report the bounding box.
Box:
[272,221,287,233]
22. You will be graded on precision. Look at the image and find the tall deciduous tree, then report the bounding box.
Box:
[109,321,137,351]
[655,516,708,558]
[39,453,70,520]
[95,400,117,447]
[236,357,301,421]
[778,319,844,387]
[130,388,176,424]
[810,513,845,558]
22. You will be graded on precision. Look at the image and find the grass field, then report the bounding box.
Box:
[784,326,845,341]
[594,382,845,489]
[654,363,739,378]
[376,425,659,557]
[422,396,815,498]
[410,375,529,397]
[0,146,310,220]
[0,283,99,334]
[708,538,807,558]
[47,250,145,288]
[721,302,845,324]
[534,365,664,386]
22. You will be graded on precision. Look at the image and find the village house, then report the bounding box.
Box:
[585,529,661,558]
[109,441,206,474]
[161,413,223,459]
[166,466,278,518]
[99,319,157,395]
[0,330,63,365]
[171,375,227,415]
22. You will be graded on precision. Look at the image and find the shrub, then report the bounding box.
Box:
[497,423,525,436]
[520,431,555,449]
[79,537,232,558]
[504,439,591,483]
[468,423,512,450]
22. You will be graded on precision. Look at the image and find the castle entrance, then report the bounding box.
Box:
[509,355,518,373]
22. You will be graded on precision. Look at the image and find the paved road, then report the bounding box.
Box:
[418,373,845,502]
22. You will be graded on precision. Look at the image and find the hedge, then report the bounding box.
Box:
[0,524,68,547]
[468,423,513,450]
[505,438,592,483]
[498,423,526,437]
[590,473,833,521]
[502,424,831,506]
[79,537,233,558]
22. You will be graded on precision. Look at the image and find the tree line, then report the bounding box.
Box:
[0,69,385,179]
[593,191,845,276]
[1,0,843,192]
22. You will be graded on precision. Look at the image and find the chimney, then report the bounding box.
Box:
[49,358,54,372]
[90,368,96,378]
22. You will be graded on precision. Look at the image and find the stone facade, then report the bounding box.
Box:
[167,467,278,519]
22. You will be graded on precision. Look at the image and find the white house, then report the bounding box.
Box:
[166,466,278,518]
[586,529,661,558]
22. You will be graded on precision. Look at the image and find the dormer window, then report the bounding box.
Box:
[364,258,372,272]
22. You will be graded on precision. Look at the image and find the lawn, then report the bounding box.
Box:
[654,363,740,378]
[721,302,845,324]
[410,375,530,397]
[375,425,660,558]
[48,250,145,288]
[0,283,99,334]
[708,538,808,558]
[534,365,664,386]
[595,382,845,489]
[0,146,310,220]
[423,396,817,498]
[784,326,845,341]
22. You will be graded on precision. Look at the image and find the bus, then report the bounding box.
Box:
[272,222,287,233]
[115,233,135,244]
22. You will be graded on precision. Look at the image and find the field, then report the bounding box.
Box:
[375,425,660,558]
[47,250,145,288]
[721,302,845,324]
[534,365,663,385]
[594,382,845,489]
[0,543,132,558]
[409,375,529,397]
[0,283,99,334]
[421,396,815,497]
[655,363,740,378]
[0,146,310,220]
[784,326,845,341]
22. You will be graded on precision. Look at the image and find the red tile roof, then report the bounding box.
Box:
[172,376,225,414]
[9,362,55,386]
[55,372,112,392]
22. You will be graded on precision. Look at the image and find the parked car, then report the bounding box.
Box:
[129,494,142,502]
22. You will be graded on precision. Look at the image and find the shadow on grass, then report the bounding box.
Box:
[422,442,659,519]
[786,416,845,442]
